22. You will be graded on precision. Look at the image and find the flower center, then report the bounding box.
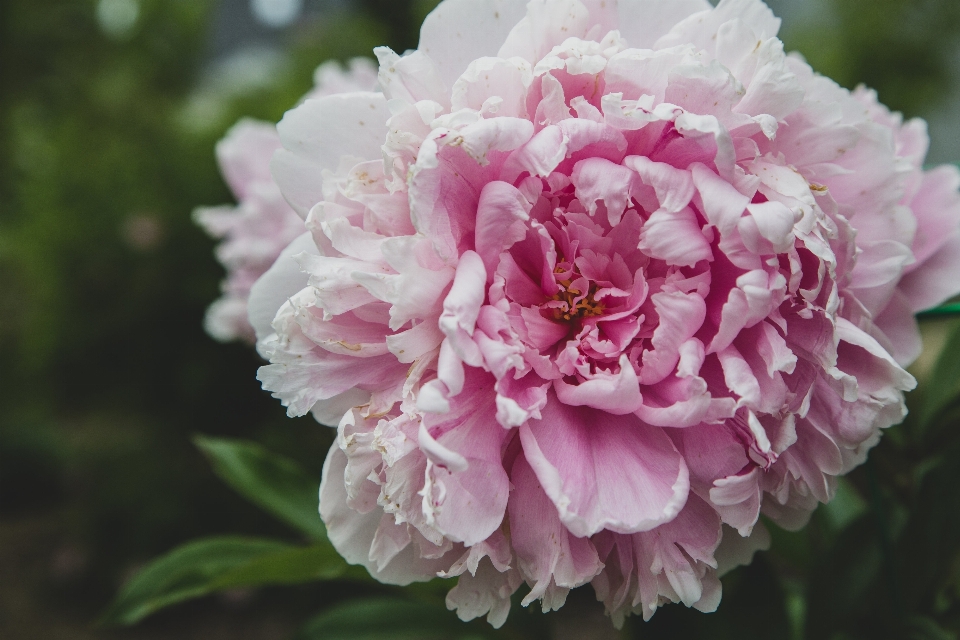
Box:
[548,266,604,322]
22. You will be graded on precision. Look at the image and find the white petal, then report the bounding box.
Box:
[418,0,530,89]
[272,93,390,216]
[247,232,318,341]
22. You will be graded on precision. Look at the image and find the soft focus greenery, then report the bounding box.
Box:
[2,0,960,638]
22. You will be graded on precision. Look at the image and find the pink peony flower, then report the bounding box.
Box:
[248,0,960,627]
[196,58,379,342]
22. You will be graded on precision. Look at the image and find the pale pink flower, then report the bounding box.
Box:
[196,58,379,342]
[249,0,960,627]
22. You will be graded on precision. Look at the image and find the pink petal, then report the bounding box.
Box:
[475,182,531,278]
[320,446,451,585]
[637,206,713,267]
[509,456,603,609]
[445,560,522,628]
[519,394,689,537]
[419,0,530,89]
[214,119,282,199]
[498,0,591,65]
[617,0,712,49]
[709,468,762,536]
[640,291,707,385]
[247,232,316,340]
[374,47,449,107]
[909,165,960,266]
[690,162,749,235]
[571,157,640,225]
[897,233,960,312]
[272,93,390,216]
[452,56,533,118]
[656,0,781,51]
[873,290,922,367]
[714,523,770,577]
[553,354,644,415]
[421,371,510,545]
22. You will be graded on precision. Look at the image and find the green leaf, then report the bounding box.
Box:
[819,477,868,535]
[103,536,360,626]
[194,435,325,540]
[102,536,289,625]
[918,320,960,435]
[210,542,353,589]
[298,597,494,640]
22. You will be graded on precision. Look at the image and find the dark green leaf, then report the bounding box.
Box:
[101,536,289,625]
[194,434,325,539]
[298,597,493,640]
[819,477,868,535]
[210,542,356,589]
[102,536,360,626]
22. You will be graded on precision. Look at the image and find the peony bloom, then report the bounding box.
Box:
[196,58,379,342]
[247,0,960,627]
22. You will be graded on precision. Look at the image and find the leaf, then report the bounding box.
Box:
[102,536,289,625]
[194,434,325,540]
[102,536,360,626]
[918,320,960,435]
[298,597,494,640]
[210,542,354,589]
[819,477,868,535]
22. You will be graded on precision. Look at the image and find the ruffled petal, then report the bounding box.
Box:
[520,394,689,537]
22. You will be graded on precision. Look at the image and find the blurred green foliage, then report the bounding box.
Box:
[779,0,960,117]
[3,0,960,638]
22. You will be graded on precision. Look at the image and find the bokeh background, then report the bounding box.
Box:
[3,0,960,638]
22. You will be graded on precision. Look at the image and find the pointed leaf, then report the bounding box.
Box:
[194,435,324,539]
[103,537,361,626]
[210,542,356,589]
[102,536,289,625]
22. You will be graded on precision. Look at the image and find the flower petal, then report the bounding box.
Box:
[272,93,390,216]
[247,232,317,341]
[520,393,689,537]
[419,0,531,90]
